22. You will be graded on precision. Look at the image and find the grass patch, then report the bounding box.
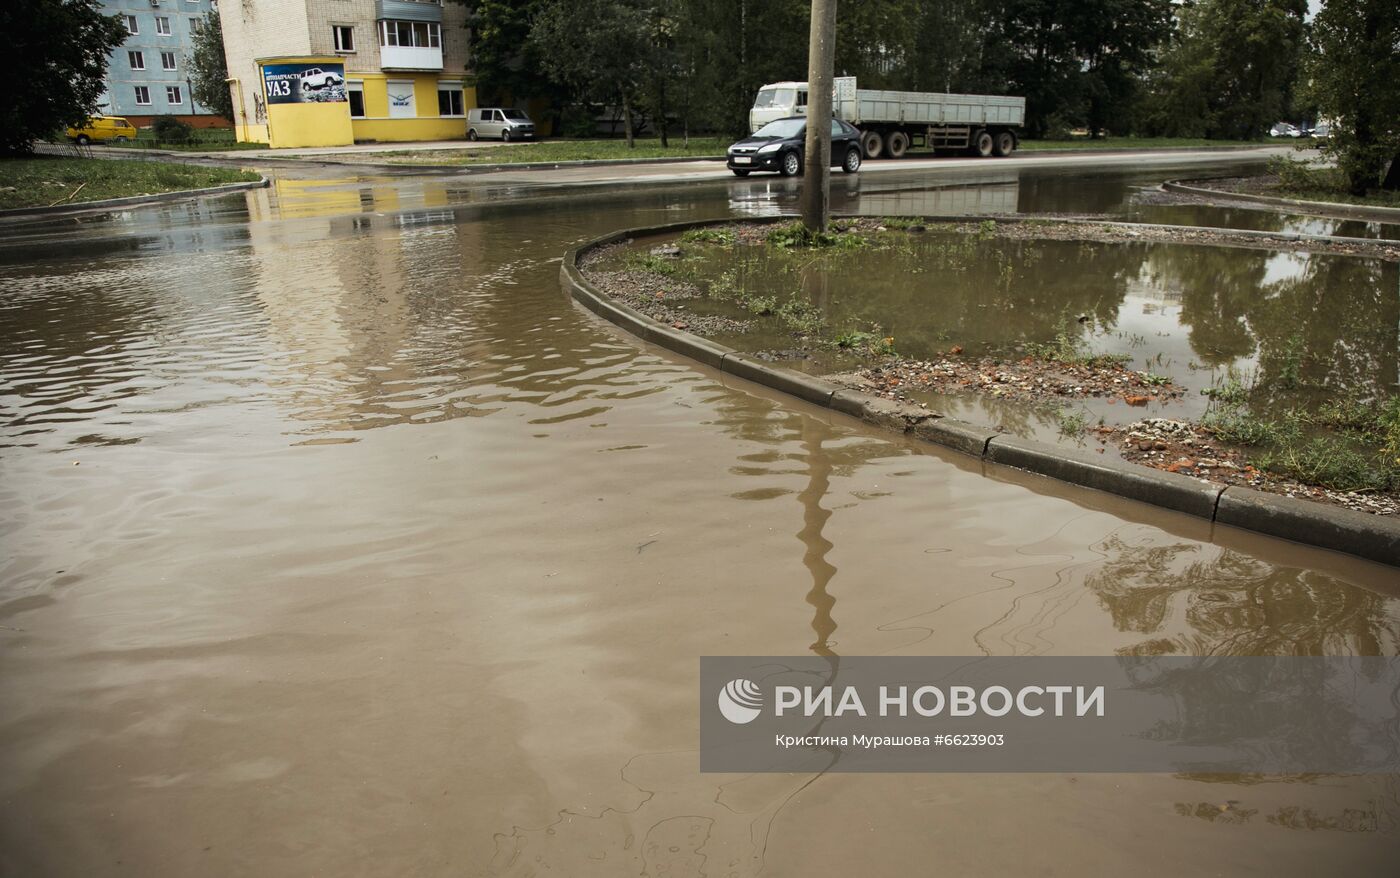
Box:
[764,220,868,250]
[1025,330,1129,368]
[679,227,736,246]
[1263,156,1400,209]
[0,156,260,210]
[1203,395,1400,492]
[367,137,730,165]
[1018,137,1263,151]
[65,127,267,152]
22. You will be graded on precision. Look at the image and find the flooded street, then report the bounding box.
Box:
[2,157,1399,876]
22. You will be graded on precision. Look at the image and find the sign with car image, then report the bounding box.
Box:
[263,63,347,105]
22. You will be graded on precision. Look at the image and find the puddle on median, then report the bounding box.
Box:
[593,226,1398,447]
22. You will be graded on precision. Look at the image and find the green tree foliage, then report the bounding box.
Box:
[458,0,555,106]
[1142,0,1306,139]
[1305,0,1400,194]
[187,11,233,122]
[530,0,654,146]
[0,0,127,154]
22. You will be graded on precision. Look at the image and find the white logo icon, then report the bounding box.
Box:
[718,679,763,724]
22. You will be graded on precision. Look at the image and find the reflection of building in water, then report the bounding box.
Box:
[1126,262,1185,309]
[240,207,485,435]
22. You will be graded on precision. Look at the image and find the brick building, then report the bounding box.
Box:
[220,0,473,147]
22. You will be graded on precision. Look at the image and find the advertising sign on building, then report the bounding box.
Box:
[263,63,348,105]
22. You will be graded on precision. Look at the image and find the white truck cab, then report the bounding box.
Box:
[749,81,808,133]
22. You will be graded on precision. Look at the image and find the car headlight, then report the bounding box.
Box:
[757,142,782,154]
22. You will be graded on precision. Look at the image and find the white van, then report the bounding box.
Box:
[467,108,536,142]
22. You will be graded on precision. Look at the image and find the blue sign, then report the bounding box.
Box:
[263,63,347,105]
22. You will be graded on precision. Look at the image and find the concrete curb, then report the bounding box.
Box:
[1163,179,1400,223]
[562,216,1400,568]
[0,175,269,220]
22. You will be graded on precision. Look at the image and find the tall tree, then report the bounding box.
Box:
[1305,0,1400,194]
[1142,0,1307,140]
[187,11,233,122]
[458,0,556,106]
[0,0,127,154]
[530,0,653,146]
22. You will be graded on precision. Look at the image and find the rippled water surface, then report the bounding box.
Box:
[2,161,1398,876]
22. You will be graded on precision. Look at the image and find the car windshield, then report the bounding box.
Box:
[752,118,805,139]
[753,89,795,109]
[503,109,528,121]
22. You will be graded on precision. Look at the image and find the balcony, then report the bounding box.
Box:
[375,1,442,23]
[380,45,443,70]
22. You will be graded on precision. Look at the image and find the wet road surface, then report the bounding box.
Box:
[2,156,1398,876]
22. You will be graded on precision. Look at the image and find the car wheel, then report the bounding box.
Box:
[993,131,1015,156]
[114,136,128,144]
[502,129,512,142]
[972,130,994,157]
[860,130,884,159]
[731,169,751,177]
[886,131,909,158]
[468,129,478,141]
[780,150,802,177]
[76,135,90,145]
[842,147,861,174]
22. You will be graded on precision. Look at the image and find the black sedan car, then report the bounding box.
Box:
[727,117,863,177]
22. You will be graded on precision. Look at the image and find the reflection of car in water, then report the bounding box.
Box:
[299,68,344,92]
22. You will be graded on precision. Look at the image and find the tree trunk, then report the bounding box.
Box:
[658,77,668,148]
[622,93,634,149]
[1383,152,1400,191]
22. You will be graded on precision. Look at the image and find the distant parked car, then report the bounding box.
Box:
[1311,122,1332,139]
[299,68,343,92]
[65,115,137,145]
[727,116,863,177]
[467,108,536,142]
[1269,122,1300,138]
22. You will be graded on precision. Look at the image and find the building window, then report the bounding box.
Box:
[161,51,177,71]
[128,50,145,70]
[379,20,440,48]
[333,25,355,53]
[347,82,365,118]
[134,86,151,105]
[190,17,202,34]
[155,16,171,36]
[437,85,464,116]
[166,85,183,105]
[124,14,138,34]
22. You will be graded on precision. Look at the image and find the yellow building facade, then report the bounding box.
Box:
[221,1,475,148]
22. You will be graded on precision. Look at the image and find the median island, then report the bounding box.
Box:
[0,156,261,211]
[578,217,1400,518]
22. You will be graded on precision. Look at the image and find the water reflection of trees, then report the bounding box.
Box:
[1085,536,1400,656]
[1161,247,1398,396]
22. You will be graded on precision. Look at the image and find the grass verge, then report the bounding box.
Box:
[0,157,260,210]
[1018,137,1264,151]
[1262,156,1400,209]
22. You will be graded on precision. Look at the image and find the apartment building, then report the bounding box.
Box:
[220,0,473,147]
[99,0,226,127]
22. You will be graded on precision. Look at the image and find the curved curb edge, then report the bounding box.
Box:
[563,217,1400,569]
[1163,179,1400,223]
[0,175,270,220]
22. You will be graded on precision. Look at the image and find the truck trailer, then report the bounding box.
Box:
[749,77,1026,159]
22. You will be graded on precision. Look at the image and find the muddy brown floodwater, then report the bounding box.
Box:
[2,161,1399,877]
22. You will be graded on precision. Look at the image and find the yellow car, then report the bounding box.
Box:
[66,116,139,145]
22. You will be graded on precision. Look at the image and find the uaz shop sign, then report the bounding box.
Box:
[263,63,347,105]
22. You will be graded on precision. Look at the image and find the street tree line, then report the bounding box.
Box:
[460,0,1397,193]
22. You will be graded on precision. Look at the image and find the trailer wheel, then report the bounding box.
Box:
[972,130,994,157]
[886,131,909,158]
[860,130,884,159]
[780,150,802,177]
[993,131,1015,157]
